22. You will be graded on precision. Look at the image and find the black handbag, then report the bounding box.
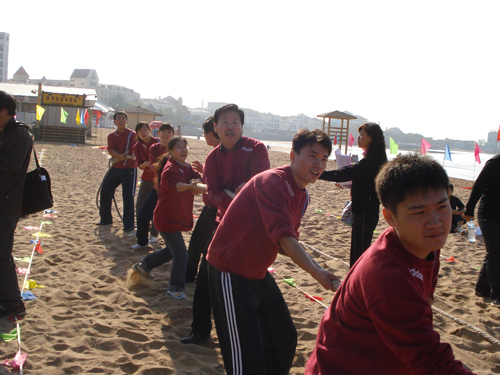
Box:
[21,146,53,215]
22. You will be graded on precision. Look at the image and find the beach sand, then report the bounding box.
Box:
[1,130,499,374]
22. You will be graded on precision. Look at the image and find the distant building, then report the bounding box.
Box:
[97,83,140,107]
[70,69,99,88]
[141,95,181,112]
[29,76,70,87]
[9,67,140,107]
[11,66,29,84]
[0,32,9,83]
[207,102,228,112]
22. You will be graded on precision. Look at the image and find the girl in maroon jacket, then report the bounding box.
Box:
[132,137,203,300]
[132,122,159,225]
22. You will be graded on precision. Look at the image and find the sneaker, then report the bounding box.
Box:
[132,262,154,279]
[131,243,148,249]
[124,227,135,233]
[0,301,26,320]
[491,295,500,308]
[128,230,137,236]
[167,291,190,300]
[149,236,158,244]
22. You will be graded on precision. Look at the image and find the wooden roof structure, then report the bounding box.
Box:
[317,110,357,154]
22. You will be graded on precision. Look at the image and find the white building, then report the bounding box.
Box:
[141,96,180,112]
[70,69,99,88]
[0,32,9,83]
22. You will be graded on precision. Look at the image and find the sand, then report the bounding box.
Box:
[1,129,499,374]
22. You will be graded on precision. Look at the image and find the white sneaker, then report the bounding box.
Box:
[149,236,158,244]
[167,291,189,300]
[128,230,137,236]
[131,243,144,249]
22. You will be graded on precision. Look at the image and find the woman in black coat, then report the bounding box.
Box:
[463,154,500,307]
[320,123,387,267]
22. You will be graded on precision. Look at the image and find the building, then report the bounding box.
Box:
[11,66,29,84]
[96,84,140,107]
[9,67,140,107]
[119,106,162,126]
[0,82,97,143]
[0,32,9,83]
[70,69,99,88]
[140,95,180,112]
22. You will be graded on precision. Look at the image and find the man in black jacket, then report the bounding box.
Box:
[0,91,32,319]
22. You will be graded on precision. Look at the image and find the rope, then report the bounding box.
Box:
[299,241,350,267]
[95,158,123,223]
[299,239,500,348]
[432,306,500,347]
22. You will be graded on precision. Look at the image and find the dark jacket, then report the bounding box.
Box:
[465,153,500,220]
[0,118,33,216]
[320,153,386,214]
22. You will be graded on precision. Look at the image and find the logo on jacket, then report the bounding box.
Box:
[408,268,423,281]
[241,147,253,152]
[285,180,295,197]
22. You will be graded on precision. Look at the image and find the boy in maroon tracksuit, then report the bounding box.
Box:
[180,104,271,345]
[206,129,340,375]
[97,111,137,231]
[306,154,475,375]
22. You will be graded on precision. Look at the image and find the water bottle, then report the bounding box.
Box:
[467,219,476,243]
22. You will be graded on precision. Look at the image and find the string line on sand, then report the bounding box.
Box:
[272,269,329,309]
[12,221,42,375]
[11,147,48,374]
[299,240,500,348]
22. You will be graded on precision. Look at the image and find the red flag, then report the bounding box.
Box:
[35,241,43,254]
[474,142,481,164]
[334,132,337,145]
[84,109,89,126]
[96,111,101,126]
[348,133,355,147]
[420,138,431,156]
[497,125,500,142]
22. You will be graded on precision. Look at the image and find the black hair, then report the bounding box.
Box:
[449,183,454,191]
[202,116,219,139]
[159,123,174,133]
[0,91,16,116]
[376,153,449,215]
[292,128,332,156]
[113,111,128,120]
[135,122,150,141]
[213,104,244,125]
[155,137,188,186]
[358,123,387,162]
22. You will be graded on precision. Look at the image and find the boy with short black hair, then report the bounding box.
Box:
[97,111,137,231]
[306,154,475,375]
[207,128,340,374]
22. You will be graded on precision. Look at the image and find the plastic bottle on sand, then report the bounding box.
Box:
[467,219,476,243]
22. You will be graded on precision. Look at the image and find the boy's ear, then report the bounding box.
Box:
[382,207,396,227]
[290,150,296,164]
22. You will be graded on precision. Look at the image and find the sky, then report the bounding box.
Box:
[3,0,500,141]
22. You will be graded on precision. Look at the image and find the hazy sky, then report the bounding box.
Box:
[3,0,500,141]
